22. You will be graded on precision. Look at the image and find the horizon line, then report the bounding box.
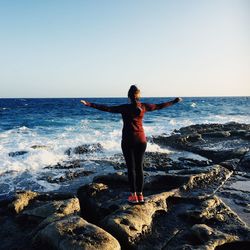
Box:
[0,95,249,99]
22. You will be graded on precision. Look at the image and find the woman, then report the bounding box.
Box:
[80,85,182,204]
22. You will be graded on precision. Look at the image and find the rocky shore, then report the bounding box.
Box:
[0,122,249,250]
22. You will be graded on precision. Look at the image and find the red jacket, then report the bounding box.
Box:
[86,101,176,144]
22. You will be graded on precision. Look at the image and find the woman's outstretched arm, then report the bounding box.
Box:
[80,100,125,113]
[143,97,182,112]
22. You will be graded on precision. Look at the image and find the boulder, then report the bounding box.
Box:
[8,150,28,157]
[33,215,121,250]
[8,190,38,214]
[176,224,239,250]
[65,143,103,156]
[22,198,80,218]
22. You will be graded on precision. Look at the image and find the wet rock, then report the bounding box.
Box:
[31,145,49,150]
[33,215,121,250]
[238,151,250,172]
[46,159,84,169]
[153,123,250,163]
[8,150,28,157]
[186,133,204,142]
[181,195,250,234]
[218,172,250,226]
[177,122,250,135]
[8,190,38,214]
[203,131,231,138]
[143,152,174,170]
[36,192,75,201]
[174,224,239,249]
[46,170,94,183]
[220,158,240,171]
[178,165,232,199]
[22,198,80,218]
[65,143,103,156]
[183,196,227,223]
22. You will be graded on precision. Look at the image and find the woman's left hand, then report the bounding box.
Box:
[80,100,88,105]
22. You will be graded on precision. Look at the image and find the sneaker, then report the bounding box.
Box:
[128,194,138,204]
[138,194,144,203]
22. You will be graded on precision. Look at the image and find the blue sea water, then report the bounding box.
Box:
[0,97,249,195]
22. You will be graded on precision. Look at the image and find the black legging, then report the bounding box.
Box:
[121,140,147,193]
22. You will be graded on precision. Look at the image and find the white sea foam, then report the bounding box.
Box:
[35,180,60,192]
[147,142,172,153]
[189,114,250,125]
[169,119,176,125]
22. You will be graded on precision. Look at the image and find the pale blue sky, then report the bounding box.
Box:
[0,0,249,97]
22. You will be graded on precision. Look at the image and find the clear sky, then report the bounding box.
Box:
[0,0,249,97]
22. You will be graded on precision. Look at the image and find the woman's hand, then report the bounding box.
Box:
[173,97,183,103]
[80,100,89,106]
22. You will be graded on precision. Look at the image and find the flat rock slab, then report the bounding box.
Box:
[153,122,250,164]
[238,151,250,172]
[177,165,232,199]
[65,143,103,156]
[77,165,232,224]
[136,196,250,250]
[34,215,121,250]
[218,173,250,226]
[76,164,246,249]
[22,197,80,218]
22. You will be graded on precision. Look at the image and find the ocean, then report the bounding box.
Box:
[0,97,249,196]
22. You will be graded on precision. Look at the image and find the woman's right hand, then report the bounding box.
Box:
[173,97,183,103]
